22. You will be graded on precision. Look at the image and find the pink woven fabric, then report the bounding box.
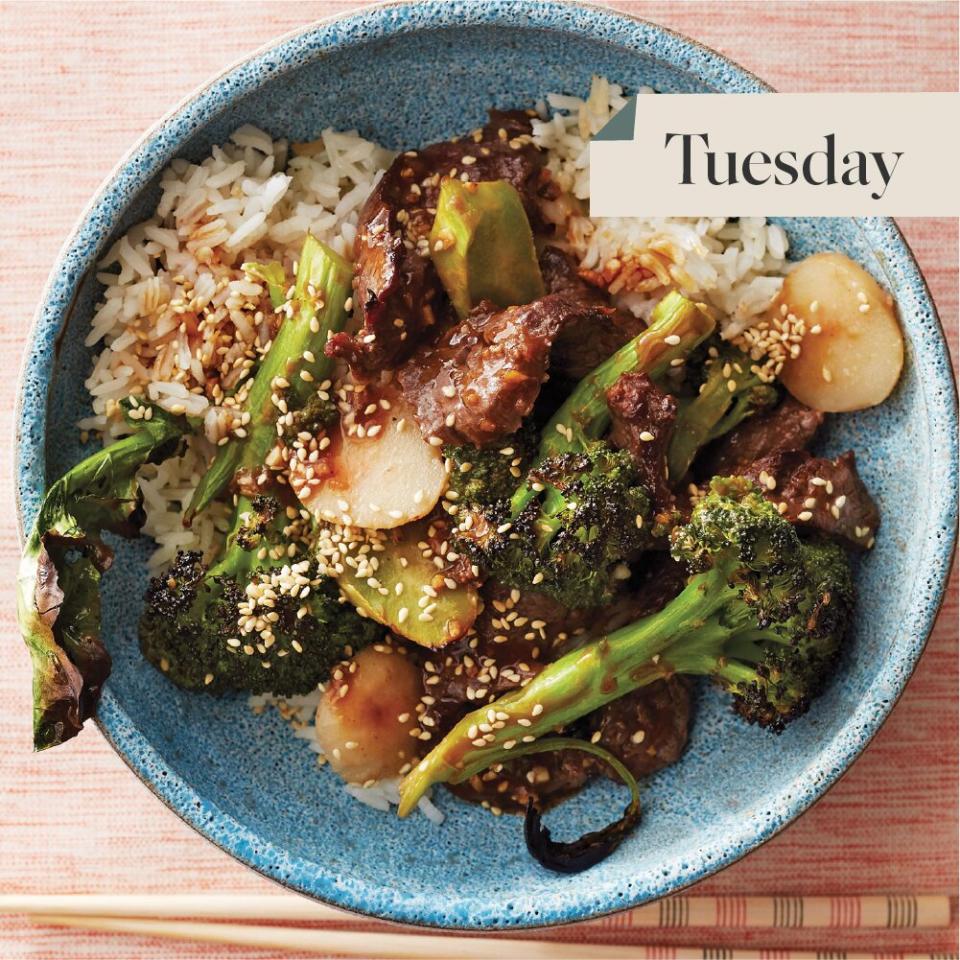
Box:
[0,3,956,957]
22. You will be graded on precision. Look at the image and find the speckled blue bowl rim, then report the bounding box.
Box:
[13,0,959,931]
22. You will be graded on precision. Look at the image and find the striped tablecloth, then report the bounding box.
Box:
[0,2,956,957]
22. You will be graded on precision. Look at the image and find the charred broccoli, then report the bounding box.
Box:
[667,342,779,482]
[459,442,652,609]
[444,419,538,511]
[399,477,854,815]
[140,495,379,695]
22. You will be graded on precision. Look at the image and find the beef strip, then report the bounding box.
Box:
[587,678,693,780]
[741,449,880,550]
[606,372,678,516]
[540,246,644,380]
[327,111,550,374]
[420,580,593,738]
[701,396,825,477]
[396,294,591,448]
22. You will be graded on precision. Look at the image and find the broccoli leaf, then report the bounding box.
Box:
[17,402,187,749]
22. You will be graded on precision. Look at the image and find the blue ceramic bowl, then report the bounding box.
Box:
[15,1,958,929]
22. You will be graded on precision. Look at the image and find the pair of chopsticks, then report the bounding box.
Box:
[2,894,952,958]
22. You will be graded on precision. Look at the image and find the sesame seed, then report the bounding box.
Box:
[798,510,813,521]
[639,431,655,442]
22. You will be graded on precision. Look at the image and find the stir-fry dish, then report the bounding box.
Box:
[19,79,904,871]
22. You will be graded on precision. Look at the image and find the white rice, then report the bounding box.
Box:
[86,125,394,567]
[251,689,444,824]
[531,76,789,337]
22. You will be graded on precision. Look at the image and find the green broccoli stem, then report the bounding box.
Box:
[185,235,352,523]
[666,350,778,483]
[242,260,288,309]
[397,563,733,816]
[509,291,715,520]
[206,495,264,580]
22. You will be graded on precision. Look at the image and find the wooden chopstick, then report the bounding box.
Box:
[32,915,651,958]
[28,915,960,960]
[2,893,951,929]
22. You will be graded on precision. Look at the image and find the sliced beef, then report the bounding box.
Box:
[328,111,550,375]
[587,678,693,780]
[540,245,644,380]
[421,580,595,813]
[434,559,692,813]
[702,396,824,477]
[420,580,593,739]
[606,372,678,515]
[448,746,592,814]
[741,449,880,550]
[397,294,588,448]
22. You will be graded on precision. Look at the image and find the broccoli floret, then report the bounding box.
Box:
[667,343,779,481]
[459,442,652,609]
[282,391,339,440]
[398,477,854,815]
[233,495,280,550]
[444,419,537,510]
[668,477,853,727]
[139,496,380,695]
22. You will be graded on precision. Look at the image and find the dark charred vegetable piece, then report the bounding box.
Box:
[396,295,586,448]
[430,179,545,318]
[666,343,779,484]
[699,396,824,478]
[606,372,678,518]
[17,401,187,750]
[140,495,381,694]
[398,478,855,816]
[540,246,644,381]
[508,291,716,521]
[328,111,549,374]
[185,235,352,522]
[740,449,880,551]
[453,736,640,874]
